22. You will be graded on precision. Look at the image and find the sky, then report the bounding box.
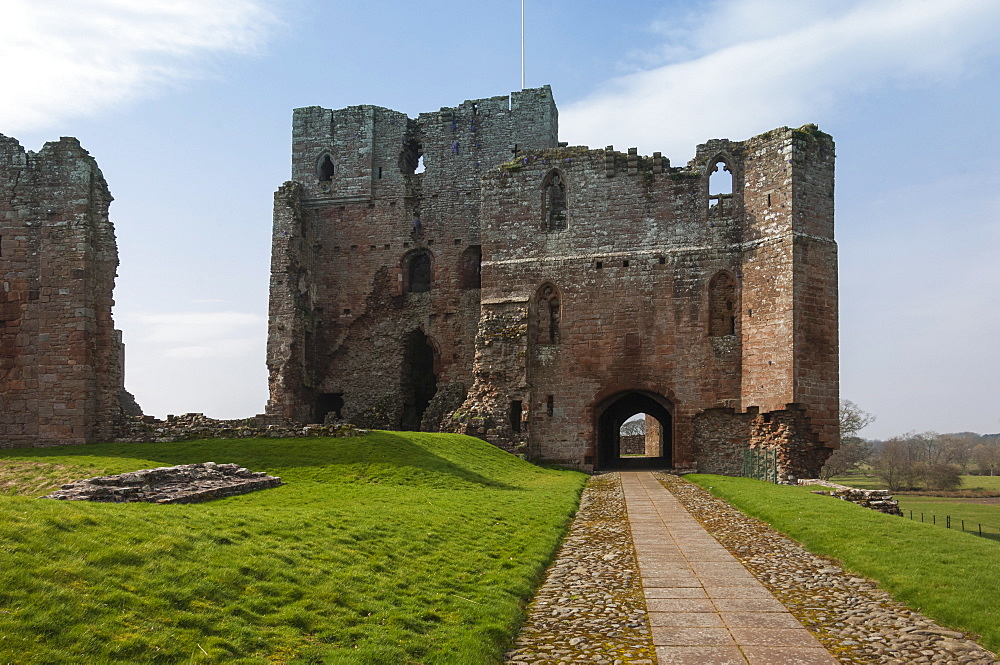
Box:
[2,0,999,439]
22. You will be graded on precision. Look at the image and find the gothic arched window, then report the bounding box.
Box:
[708,271,737,336]
[318,154,335,182]
[542,170,567,231]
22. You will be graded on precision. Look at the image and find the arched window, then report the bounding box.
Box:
[542,170,567,231]
[318,154,335,182]
[406,251,432,293]
[708,271,737,336]
[708,157,733,213]
[459,245,482,290]
[536,283,561,344]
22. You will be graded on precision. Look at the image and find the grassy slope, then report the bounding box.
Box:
[0,433,586,664]
[686,474,1000,653]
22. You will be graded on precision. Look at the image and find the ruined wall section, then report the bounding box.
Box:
[266,87,558,428]
[790,128,838,448]
[459,147,746,466]
[0,135,125,446]
[738,126,837,461]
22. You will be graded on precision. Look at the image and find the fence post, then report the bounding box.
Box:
[947,516,951,529]
[962,519,965,532]
[980,524,983,537]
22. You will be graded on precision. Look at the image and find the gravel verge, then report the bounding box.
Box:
[504,472,656,664]
[654,472,1000,665]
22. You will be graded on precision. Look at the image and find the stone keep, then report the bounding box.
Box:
[0,135,127,446]
[266,86,838,479]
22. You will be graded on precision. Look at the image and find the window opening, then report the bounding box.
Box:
[536,284,560,344]
[459,245,482,289]
[542,171,567,231]
[318,154,335,182]
[546,395,554,417]
[314,393,344,424]
[708,159,733,213]
[378,166,383,179]
[399,139,423,174]
[415,155,425,174]
[709,271,737,336]
[510,400,523,433]
[407,252,432,293]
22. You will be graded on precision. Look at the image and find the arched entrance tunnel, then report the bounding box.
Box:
[596,391,673,470]
[400,330,438,431]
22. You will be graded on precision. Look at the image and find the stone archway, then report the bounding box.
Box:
[595,390,673,470]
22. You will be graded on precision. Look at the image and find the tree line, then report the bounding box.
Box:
[821,400,1000,491]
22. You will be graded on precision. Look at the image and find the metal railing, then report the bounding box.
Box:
[743,448,778,484]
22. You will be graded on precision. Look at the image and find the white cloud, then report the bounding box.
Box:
[0,0,277,132]
[562,0,1000,160]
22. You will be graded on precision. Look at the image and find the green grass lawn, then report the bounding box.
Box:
[686,474,1000,654]
[0,433,586,664]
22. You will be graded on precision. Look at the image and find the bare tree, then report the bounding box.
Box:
[972,443,1000,476]
[874,436,923,491]
[820,400,876,479]
[840,400,876,438]
[620,417,645,437]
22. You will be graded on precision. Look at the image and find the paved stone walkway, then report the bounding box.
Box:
[622,471,838,665]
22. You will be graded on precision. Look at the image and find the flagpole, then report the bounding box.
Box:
[521,0,525,89]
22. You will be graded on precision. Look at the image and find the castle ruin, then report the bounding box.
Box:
[266,85,839,479]
[0,135,133,446]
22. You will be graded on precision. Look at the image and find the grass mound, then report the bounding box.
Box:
[687,475,1000,653]
[0,433,586,664]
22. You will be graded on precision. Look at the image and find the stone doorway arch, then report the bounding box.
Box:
[595,390,673,470]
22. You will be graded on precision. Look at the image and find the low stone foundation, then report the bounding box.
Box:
[114,413,366,443]
[799,479,903,516]
[42,462,283,504]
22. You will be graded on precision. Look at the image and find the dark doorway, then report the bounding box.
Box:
[596,391,673,469]
[400,330,438,430]
[314,392,344,424]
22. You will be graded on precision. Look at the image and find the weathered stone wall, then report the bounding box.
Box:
[266,87,838,475]
[267,87,558,431]
[0,135,130,446]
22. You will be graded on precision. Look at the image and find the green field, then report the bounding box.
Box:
[829,473,1000,492]
[687,474,1000,654]
[0,433,586,664]
[895,496,1000,540]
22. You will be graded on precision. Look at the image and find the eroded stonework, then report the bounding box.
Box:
[0,135,136,447]
[266,86,839,479]
[42,462,283,503]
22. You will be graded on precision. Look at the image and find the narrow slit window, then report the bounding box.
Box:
[542,170,567,231]
[510,400,523,433]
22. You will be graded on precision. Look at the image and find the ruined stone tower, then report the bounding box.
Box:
[266,86,839,479]
[0,135,130,446]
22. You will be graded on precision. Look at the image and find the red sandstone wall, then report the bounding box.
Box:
[0,135,124,446]
[266,88,559,428]
[265,86,838,477]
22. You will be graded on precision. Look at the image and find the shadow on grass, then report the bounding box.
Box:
[0,432,520,490]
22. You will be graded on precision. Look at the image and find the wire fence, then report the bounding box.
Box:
[743,448,778,484]
[905,510,1000,541]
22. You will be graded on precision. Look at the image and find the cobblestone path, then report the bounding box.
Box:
[505,472,1000,665]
